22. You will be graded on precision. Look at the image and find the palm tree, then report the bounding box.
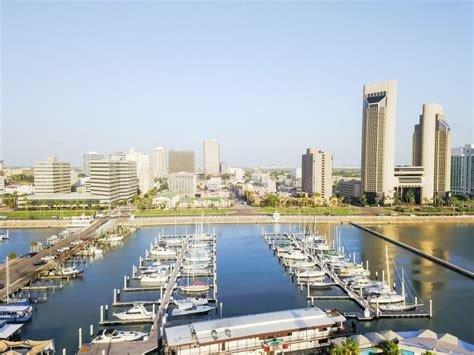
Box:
[379,340,399,354]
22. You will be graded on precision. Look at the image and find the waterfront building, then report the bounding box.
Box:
[411,104,451,201]
[33,157,71,194]
[82,151,105,176]
[153,146,168,178]
[90,159,138,205]
[203,139,220,175]
[301,148,333,199]
[164,308,348,354]
[126,147,154,194]
[360,80,397,204]
[338,179,362,200]
[168,150,196,174]
[451,144,474,197]
[168,172,197,195]
[0,160,4,191]
[331,329,474,355]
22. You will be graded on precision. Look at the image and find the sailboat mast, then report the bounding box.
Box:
[402,268,406,302]
[6,256,10,303]
[385,245,391,289]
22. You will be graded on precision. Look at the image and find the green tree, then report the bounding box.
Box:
[379,340,399,354]
[405,189,416,205]
[7,252,17,260]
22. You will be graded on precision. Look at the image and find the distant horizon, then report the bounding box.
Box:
[1,1,472,168]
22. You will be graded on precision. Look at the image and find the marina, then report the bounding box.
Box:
[0,223,472,352]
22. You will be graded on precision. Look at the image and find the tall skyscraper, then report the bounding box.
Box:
[412,104,451,201]
[361,80,397,203]
[90,159,138,204]
[154,147,168,178]
[34,157,71,194]
[168,150,196,174]
[301,148,333,199]
[203,139,220,175]
[451,144,473,197]
[83,152,105,176]
[126,148,154,194]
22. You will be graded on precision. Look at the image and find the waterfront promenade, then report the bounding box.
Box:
[2,214,474,229]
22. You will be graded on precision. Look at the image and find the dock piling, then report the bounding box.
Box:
[123,275,127,289]
[78,328,82,349]
[220,302,223,318]
[62,349,66,355]
[100,305,104,323]
[113,289,117,303]
[429,299,433,317]
[90,324,94,337]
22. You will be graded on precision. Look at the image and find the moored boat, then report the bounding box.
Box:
[91,329,147,343]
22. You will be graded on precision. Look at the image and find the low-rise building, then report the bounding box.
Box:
[164,308,348,354]
[338,179,362,199]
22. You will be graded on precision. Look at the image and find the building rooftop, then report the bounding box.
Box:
[165,307,345,347]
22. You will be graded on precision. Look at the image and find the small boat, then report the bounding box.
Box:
[165,239,183,247]
[179,281,210,294]
[113,304,153,321]
[140,272,168,284]
[297,270,326,280]
[174,297,209,306]
[61,266,84,277]
[182,262,210,272]
[0,230,9,241]
[91,329,147,343]
[369,292,405,305]
[184,252,211,263]
[172,302,214,317]
[101,234,124,244]
[41,255,56,262]
[46,235,59,247]
[0,305,33,323]
[379,303,418,312]
[309,281,334,289]
[70,239,84,246]
[149,248,176,259]
[272,211,280,222]
[281,251,307,261]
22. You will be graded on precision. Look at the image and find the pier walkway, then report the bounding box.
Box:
[351,223,474,279]
[80,235,192,354]
[0,218,111,299]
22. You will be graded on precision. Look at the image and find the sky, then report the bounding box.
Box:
[1,1,472,169]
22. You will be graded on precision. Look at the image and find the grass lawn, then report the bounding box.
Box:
[259,207,360,215]
[133,208,235,216]
[0,210,96,219]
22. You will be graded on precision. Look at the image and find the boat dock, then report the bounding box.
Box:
[263,231,432,321]
[79,229,219,354]
[351,223,474,279]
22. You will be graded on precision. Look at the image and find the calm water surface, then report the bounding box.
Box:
[0,228,63,262]
[2,223,473,352]
[369,223,474,272]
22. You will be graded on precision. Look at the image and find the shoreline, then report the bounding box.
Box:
[1,214,474,228]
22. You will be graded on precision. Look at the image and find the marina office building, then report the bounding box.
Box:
[361,80,451,204]
[33,156,71,194]
[164,308,348,354]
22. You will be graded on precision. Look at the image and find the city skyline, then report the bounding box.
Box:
[2,1,472,168]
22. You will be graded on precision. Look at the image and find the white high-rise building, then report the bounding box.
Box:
[83,152,105,176]
[203,139,220,175]
[301,149,333,199]
[154,147,168,178]
[34,157,71,194]
[451,144,474,197]
[361,80,397,203]
[126,148,154,194]
[90,159,138,204]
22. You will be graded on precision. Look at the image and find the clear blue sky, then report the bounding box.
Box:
[1,1,472,168]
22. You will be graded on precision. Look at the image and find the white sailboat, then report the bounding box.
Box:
[91,329,147,343]
[149,247,176,259]
[296,270,326,280]
[172,301,214,316]
[0,230,9,241]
